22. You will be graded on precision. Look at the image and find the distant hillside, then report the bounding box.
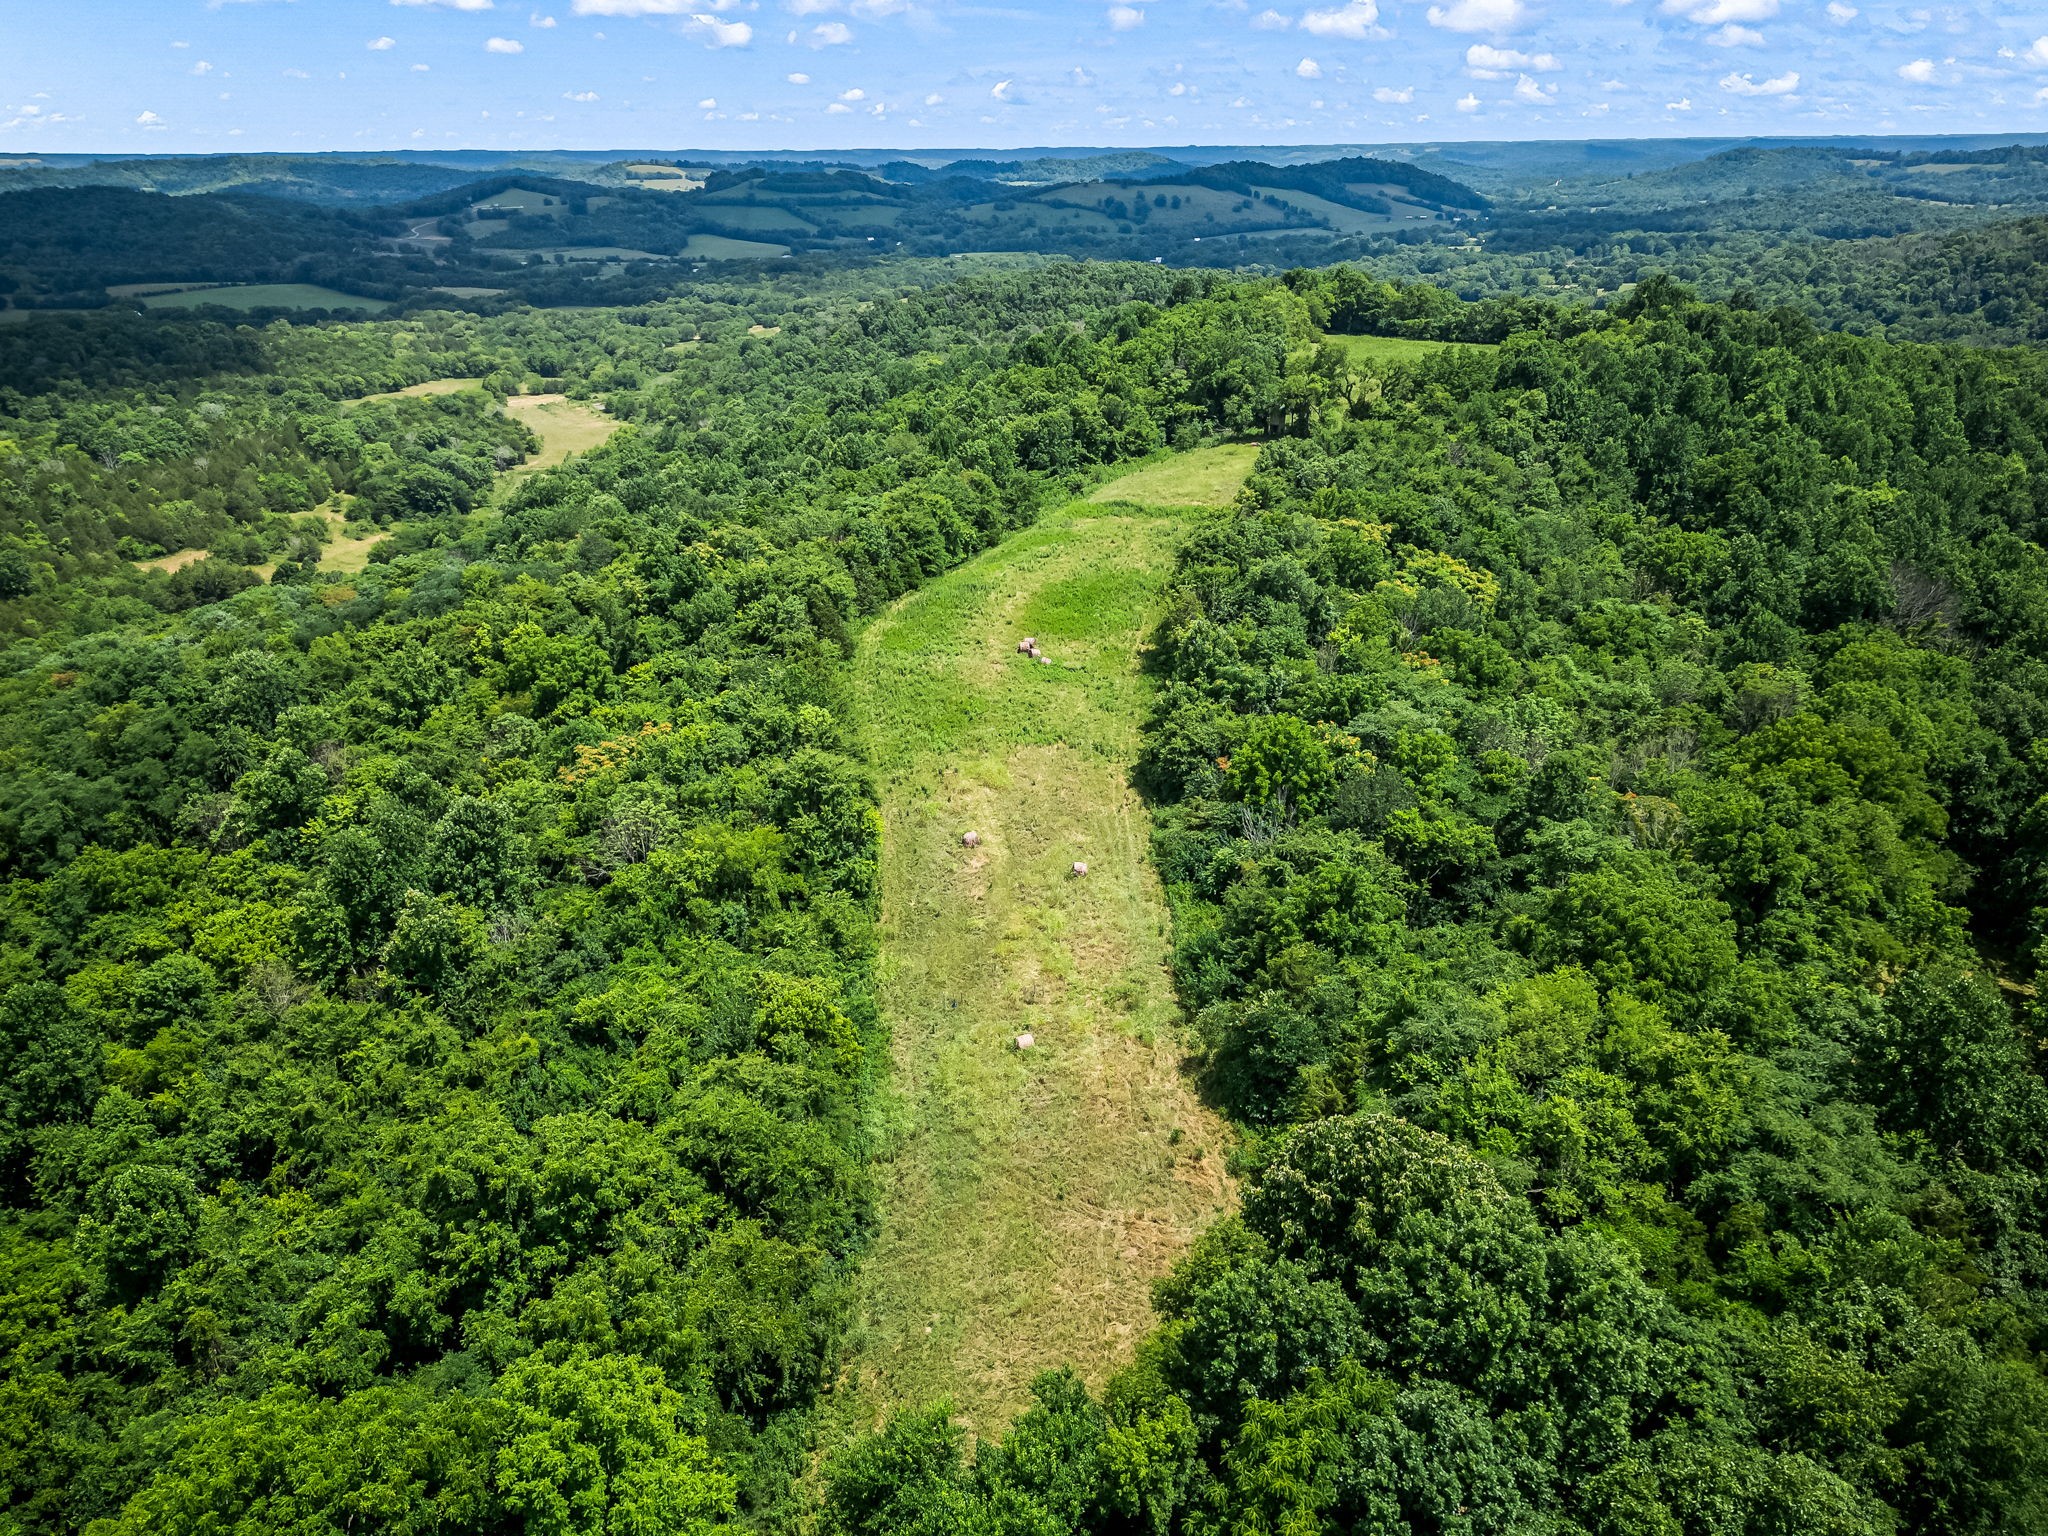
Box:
[0,154,513,205]
[0,154,1489,315]
[0,186,386,303]
[881,152,1180,186]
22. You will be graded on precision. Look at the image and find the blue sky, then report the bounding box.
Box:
[4,0,2047,154]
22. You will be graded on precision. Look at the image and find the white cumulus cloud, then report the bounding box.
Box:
[1708,23,1762,44]
[1824,1,1855,19]
[1456,89,1480,110]
[485,35,524,50]
[1108,4,1145,28]
[1465,43,1556,76]
[1300,1,1379,39]
[691,14,752,44]
[368,35,397,48]
[1663,0,1774,22]
[1250,7,1290,25]
[566,88,599,99]
[787,71,811,82]
[1513,71,1555,102]
[697,95,715,106]
[1666,95,1692,109]
[840,86,865,98]
[136,109,166,126]
[990,78,1017,100]
[1895,56,1935,81]
[2023,35,2048,66]
[925,91,943,103]
[1426,0,1525,33]
[810,20,852,42]
[1718,67,1797,94]
[1295,56,1322,77]
[1372,84,1413,102]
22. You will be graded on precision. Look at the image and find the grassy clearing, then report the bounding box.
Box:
[130,548,211,576]
[1325,332,1497,367]
[139,284,390,313]
[345,378,483,407]
[834,487,1235,1446]
[1087,443,1259,508]
[312,504,388,575]
[501,394,620,478]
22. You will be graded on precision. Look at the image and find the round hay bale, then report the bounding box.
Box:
[1015,1032,1035,1050]
[1071,861,1088,877]
[1038,655,1054,666]
[961,831,980,848]
[1018,637,1037,653]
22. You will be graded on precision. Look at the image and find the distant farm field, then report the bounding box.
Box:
[140,283,390,313]
[682,234,791,259]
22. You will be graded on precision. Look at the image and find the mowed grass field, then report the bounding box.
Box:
[139,283,390,313]
[834,453,1249,1445]
[1088,443,1259,507]
[1324,332,1498,366]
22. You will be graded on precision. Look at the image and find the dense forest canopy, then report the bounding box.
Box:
[822,271,2048,1536]
[1,144,2047,1536]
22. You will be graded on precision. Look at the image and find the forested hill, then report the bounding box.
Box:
[2,260,2047,1533]
[821,274,2048,1533]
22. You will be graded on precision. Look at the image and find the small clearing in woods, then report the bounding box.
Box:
[1087,442,1259,508]
[501,394,621,479]
[344,377,483,406]
[834,449,1251,1445]
[130,548,211,576]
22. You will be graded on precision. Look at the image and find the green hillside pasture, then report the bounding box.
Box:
[1037,182,1278,236]
[140,284,390,313]
[682,233,790,259]
[1087,443,1259,507]
[699,204,816,235]
[839,492,1234,1438]
[1249,185,1411,233]
[467,187,566,216]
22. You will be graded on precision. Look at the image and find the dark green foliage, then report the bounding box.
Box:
[833,273,2048,1534]
[0,263,1328,1533]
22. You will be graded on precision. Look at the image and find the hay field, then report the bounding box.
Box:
[1087,443,1258,507]
[834,476,1237,1444]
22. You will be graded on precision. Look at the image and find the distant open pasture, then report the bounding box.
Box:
[139,283,389,313]
[682,233,791,259]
